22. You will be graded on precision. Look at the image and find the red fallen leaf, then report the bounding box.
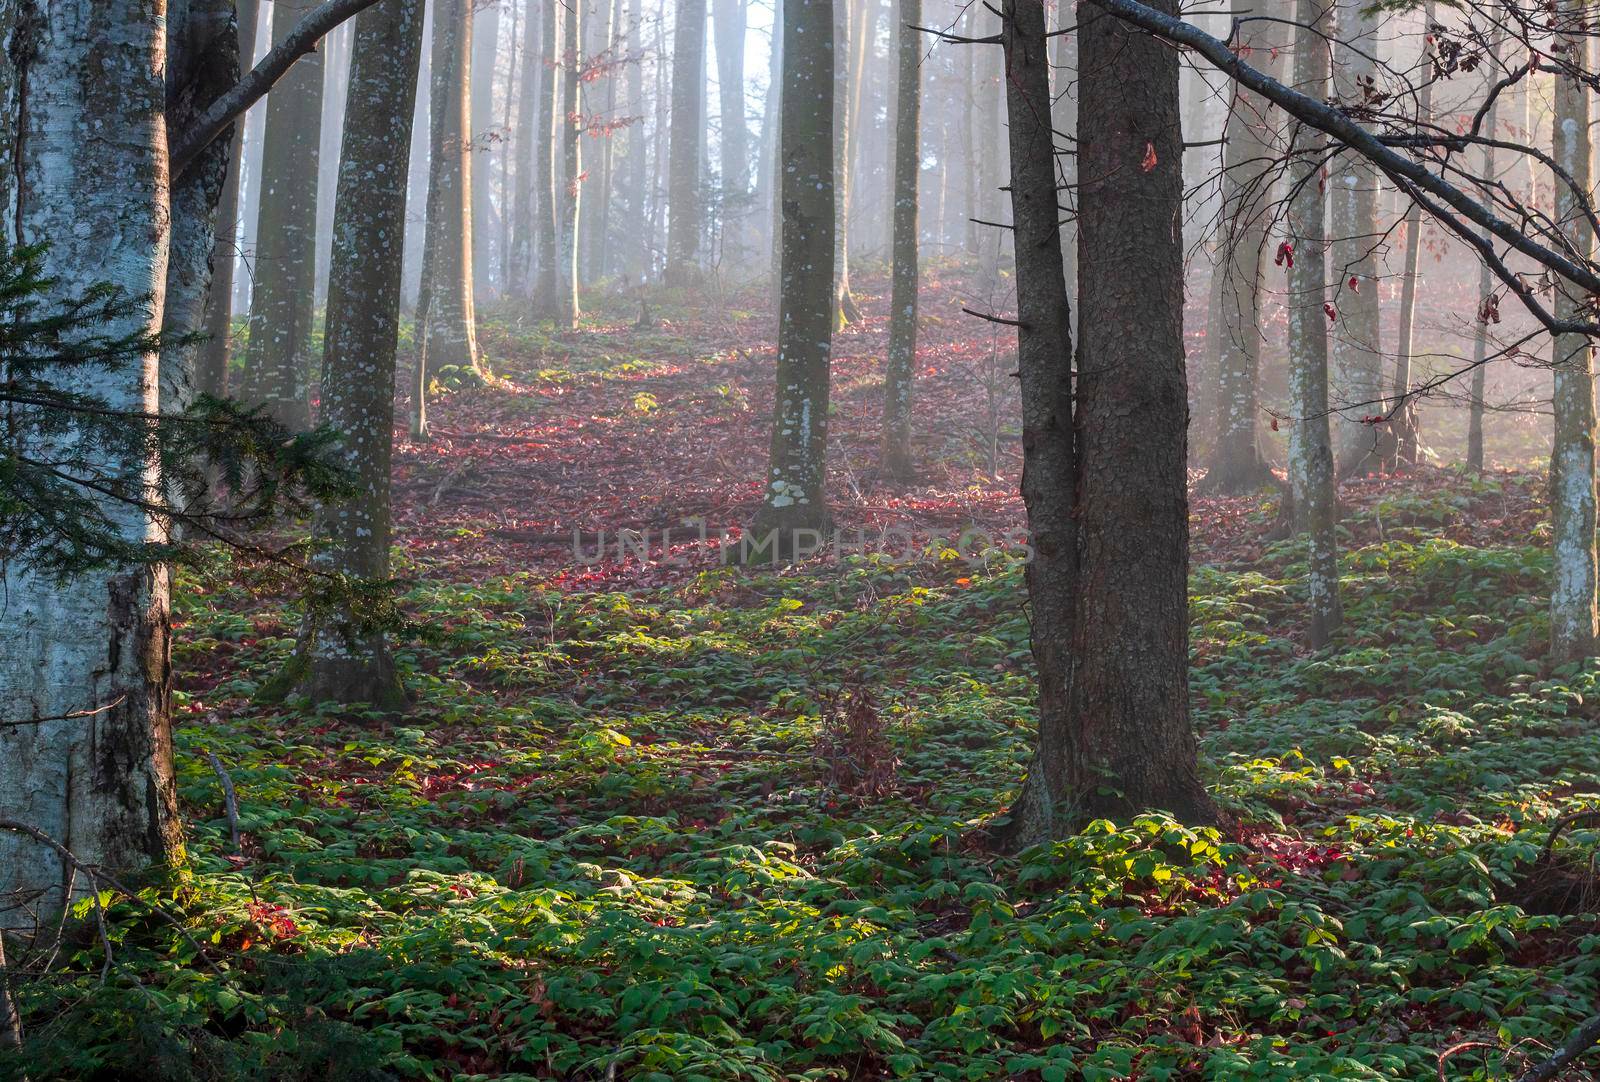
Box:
[1324,302,1338,322]
[1274,241,1294,268]
[1348,276,1359,292]
[1140,142,1158,172]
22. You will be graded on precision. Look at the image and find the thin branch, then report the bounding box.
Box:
[962,307,1027,328]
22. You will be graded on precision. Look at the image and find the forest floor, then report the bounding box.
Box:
[9,269,1600,1082]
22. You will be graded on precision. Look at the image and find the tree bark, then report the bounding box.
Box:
[1386,0,1435,470]
[243,0,326,429]
[830,0,861,325]
[470,0,500,299]
[750,0,834,550]
[1199,17,1281,494]
[508,0,541,299]
[533,0,560,310]
[665,0,706,286]
[420,0,482,375]
[1329,0,1384,477]
[992,0,1078,848]
[880,0,920,480]
[1466,28,1497,474]
[555,0,582,325]
[1285,0,1342,649]
[1548,0,1598,666]
[712,0,749,265]
[299,0,426,707]
[196,0,261,399]
[0,0,183,928]
[1066,0,1219,825]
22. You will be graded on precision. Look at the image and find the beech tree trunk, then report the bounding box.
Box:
[831,0,860,325]
[470,0,500,298]
[1329,0,1383,476]
[1286,0,1342,649]
[750,0,834,550]
[712,0,749,265]
[1067,0,1218,825]
[508,0,541,299]
[196,0,261,399]
[420,0,482,375]
[1200,18,1281,494]
[880,0,920,480]
[665,0,706,285]
[555,0,582,325]
[244,0,326,429]
[299,0,426,708]
[0,0,194,927]
[1387,0,1435,469]
[1548,0,1598,666]
[1466,31,1497,473]
[533,0,560,310]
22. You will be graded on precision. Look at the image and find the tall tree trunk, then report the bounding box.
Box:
[880,0,920,480]
[1548,0,1598,666]
[1199,19,1281,494]
[1387,0,1435,469]
[555,0,582,325]
[665,0,706,285]
[1329,0,1383,476]
[421,0,483,375]
[470,0,501,299]
[314,21,354,308]
[1466,30,1498,474]
[712,0,748,265]
[0,0,187,926]
[580,0,615,282]
[243,0,326,429]
[765,0,784,287]
[993,0,1074,847]
[508,0,541,299]
[1052,0,1076,323]
[830,0,861,325]
[750,0,834,549]
[196,0,261,399]
[298,0,426,707]
[1286,0,1342,649]
[533,0,560,310]
[1067,0,1218,824]
[626,0,648,283]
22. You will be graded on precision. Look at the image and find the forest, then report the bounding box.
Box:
[8,0,1600,1078]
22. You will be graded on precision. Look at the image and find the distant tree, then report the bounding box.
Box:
[470,0,501,299]
[665,0,707,286]
[1285,0,1342,649]
[555,0,583,325]
[880,0,921,481]
[831,0,861,326]
[712,0,750,264]
[419,0,483,380]
[294,0,427,709]
[1199,19,1281,495]
[533,0,561,312]
[508,0,542,299]
[750,0,835,549]
[1466,29,1498,473]
[1329,0,1384,477]
[243,1,325,430]
[197,0,261,400]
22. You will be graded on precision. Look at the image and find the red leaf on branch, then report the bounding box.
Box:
[1140,142,1158,173]
[1275,242,1294,268]
[1324,302,1338,322]
[1348,276,1360,293]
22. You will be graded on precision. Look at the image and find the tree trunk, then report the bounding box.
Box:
[830,0,861,325]
[470,0,500,299]
[508,0,541,299]
[421,0,482,374]
[626,0,648,284]
[880,0,920,481]
[580,0,615,283]
[196,0,261,399]
[533,0,560,310]
[991,0,1077,847]
[1286,0,1342,649]
[1199,18,1281,494]
[1067,0,1219,824]
[750,0,834,550]
[243,1,325,429]
[1548,0,1598,666]
[299,0,426,707]
[665,0,706,286]
[0,0,185,927]
[765,0,784,288]
[313,21,353,309]
[1052,0,1076,326]
[1329,0,1384,477]
[712,0,748,266]
[1386,0,1435,470]
[555,0,582,325]
[1466,30,1498,474]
